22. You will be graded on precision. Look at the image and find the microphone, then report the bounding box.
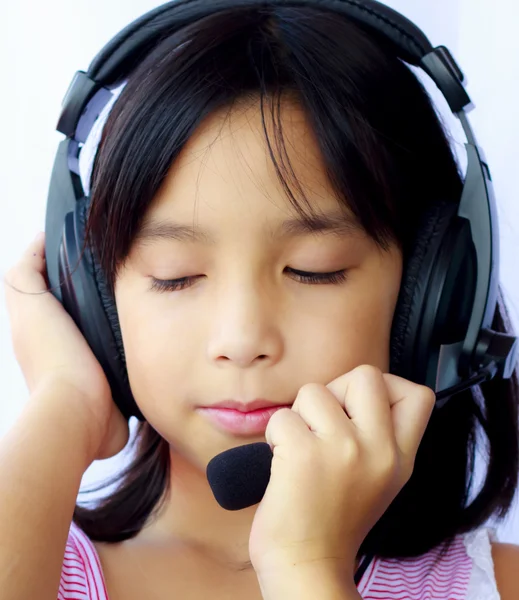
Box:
[207,441,272,511]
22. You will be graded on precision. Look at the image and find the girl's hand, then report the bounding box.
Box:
[248,364,436,580]
[3,231,129,460]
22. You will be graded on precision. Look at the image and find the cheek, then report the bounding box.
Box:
[297,300,392,374]
[348,259,401,369]
[116,296,195,403]
[300,264,401,373]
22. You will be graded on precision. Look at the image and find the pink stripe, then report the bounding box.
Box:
[357,557,380,598]
[59,529,89,599]
[70,523,108,600]
[370,581,469,593]
[62,561,86,571]
[60,586,89,594]
[373,577,471,590]
[361,534,473,599]
[63,557,84,567]
[372,577,471,588]
[377,576,469,590]
[58,579,88,600]
[61,574,86,581]
[376,567,470,582]
[59,577,87,584]
[69,528,98,599]
[61,568,87,579]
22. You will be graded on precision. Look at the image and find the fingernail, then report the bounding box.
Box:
[34,231,44,242]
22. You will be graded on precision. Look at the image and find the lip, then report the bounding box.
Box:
[205,399,290,413]
[196,403,292,436]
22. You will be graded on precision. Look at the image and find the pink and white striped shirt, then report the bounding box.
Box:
[58,522,107,600]
[58,521,500,599]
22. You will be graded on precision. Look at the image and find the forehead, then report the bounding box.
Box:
[144,97,356,230]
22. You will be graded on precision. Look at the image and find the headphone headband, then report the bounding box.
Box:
[57,0,471,140]
[88,0,431,79]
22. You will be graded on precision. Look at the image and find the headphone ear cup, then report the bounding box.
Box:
[390,201,458,384]
[414,216,477,389]
[58,197,145,421]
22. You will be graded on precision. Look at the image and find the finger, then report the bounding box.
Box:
[291,383,355,439]
[265,407,314,454]
[326,365,395,449]
[383,373,436,461]
[3,232,51,327]
[4,232,48,297]
[19,231,46,266]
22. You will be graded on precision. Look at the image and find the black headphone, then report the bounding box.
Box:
[45,0,519,424]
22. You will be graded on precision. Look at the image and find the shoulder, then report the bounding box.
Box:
[491,541,519,599]
[361,532,473,598]
[362,527,506,599]
[58,522,108,600]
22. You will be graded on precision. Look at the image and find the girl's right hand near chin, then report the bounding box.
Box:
[3,231,129,461]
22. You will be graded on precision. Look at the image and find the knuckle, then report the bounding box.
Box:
[297,382,326,400]
[419,385,436,406]
[377,448,399,477]
[266,408,297,442]
[3,265,20,288]
[352,364,383,381]
[341,438,361,463]
[269,406,291,424]
[400,454,418,482]
[401,461,415,484]
[4,265,29,292]
[4,266,45,296]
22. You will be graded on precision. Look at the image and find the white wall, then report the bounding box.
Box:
[1,0,519,542]
[456,0,519,543]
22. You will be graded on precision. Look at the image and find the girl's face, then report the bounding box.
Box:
[114,98,403,468]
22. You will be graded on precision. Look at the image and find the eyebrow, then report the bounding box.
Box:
[134,210,363,246]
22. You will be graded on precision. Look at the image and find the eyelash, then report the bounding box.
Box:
[150,268,348,293]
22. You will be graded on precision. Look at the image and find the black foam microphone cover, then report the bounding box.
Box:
[207,442,273,510]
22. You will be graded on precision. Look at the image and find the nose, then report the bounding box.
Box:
[206,277,283,368]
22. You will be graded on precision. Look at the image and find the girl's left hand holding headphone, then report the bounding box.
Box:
[248,365,436,587]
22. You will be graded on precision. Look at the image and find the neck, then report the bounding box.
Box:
[136,447,362,574]
[135,447,258,570]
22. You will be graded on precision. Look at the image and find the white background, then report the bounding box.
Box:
[1,0,519,542]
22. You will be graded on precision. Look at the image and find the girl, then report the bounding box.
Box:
[2,3,519,599]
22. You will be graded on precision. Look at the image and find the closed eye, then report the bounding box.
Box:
[286,268,348,285]
[150,268,348,293]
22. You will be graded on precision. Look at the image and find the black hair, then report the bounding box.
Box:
[74,5,519,560]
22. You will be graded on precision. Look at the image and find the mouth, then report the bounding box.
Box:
[196,405,291,436]
[203,398,292,412]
